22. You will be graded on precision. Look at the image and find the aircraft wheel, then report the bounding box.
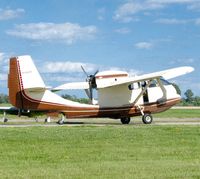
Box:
[35,117,38,122]
[58,119,64,125]
[3,118,8,123]
[120,117,131,124]
[142,114,153,124]
[58,114,65,125]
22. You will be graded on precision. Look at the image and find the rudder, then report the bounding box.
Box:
[8,55,45,108]
[8,57,23,108]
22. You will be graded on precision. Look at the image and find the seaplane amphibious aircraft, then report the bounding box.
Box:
[4,55,194,124]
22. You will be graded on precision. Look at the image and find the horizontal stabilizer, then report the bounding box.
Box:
[52,82,89,91]
[25,87,52,92]
[0,106,18,111]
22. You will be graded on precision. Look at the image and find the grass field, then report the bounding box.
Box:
[154,108,200,118]
[0,126,200,178]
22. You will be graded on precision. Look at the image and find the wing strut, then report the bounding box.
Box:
[133,78,167,106]
[157,78,167,104]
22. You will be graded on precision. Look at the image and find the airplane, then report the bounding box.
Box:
[2,55,194,124]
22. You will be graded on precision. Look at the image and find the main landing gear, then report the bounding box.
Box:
[142,113,153,124]
[57,114,66,125]
[120,104,153,124]
[120,114,153,125]
[120,117,131,124]
[137,105,153,124]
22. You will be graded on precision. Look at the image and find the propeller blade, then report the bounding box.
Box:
[89,86,93,100]
[81,65,89,77]
[80,65,98,103]
[94,70,99,76]
[52,82,89,91]
[84,89,91,99]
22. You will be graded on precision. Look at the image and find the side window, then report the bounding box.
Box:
[128,82,140,90]
[128,84,134,90]
[141,81,147,88]
[149,80,158,88]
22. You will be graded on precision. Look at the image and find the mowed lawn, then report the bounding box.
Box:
[0,126,200,178]
[154,108,200,118]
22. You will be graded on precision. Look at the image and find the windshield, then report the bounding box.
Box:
[160,78,171,85]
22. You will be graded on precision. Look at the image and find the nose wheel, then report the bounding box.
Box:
[142,114,153,124]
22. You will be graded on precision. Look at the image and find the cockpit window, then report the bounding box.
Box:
[160,78,171,85]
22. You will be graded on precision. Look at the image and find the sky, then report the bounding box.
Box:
[0,0,199,97]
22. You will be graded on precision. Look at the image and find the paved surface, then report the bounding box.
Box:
[1,117,200,127]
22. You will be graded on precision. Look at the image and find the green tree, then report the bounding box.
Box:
[193,96,200,106]
[61,94,74,100]
[0,93,9,103]
[61,94,89,104]
[184,89,194,103]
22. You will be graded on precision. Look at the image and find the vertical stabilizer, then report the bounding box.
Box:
[8,55,45,108]
[17,55,45,90]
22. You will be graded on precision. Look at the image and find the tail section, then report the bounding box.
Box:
[8,55,45,108]
[15,55,45,90]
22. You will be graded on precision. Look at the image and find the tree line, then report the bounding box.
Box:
[0,93,9,104]
[181,89,200,106]
[0,88,200,106]
[171,84,200,106]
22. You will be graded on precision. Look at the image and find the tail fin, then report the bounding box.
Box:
[8,55,45,108]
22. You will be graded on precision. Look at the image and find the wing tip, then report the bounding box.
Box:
[181,66,195,73]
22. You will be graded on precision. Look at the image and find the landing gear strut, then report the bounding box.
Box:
[120,117,131,124]
[137,105,153,124]
[3,111,8,122]
[45,116,51,123]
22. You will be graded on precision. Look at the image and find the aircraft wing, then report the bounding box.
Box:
[51,66,194,90]
[144,66,194,80]
[97,66,194,88]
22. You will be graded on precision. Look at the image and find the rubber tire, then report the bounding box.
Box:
[3,118,8,123]
[120,117,131,124]
[58,119,64,125]
[142,114,153,124]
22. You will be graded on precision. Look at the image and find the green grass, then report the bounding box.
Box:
[0,103,12,107]
[154,109,200,118]
[0,126,200,178]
